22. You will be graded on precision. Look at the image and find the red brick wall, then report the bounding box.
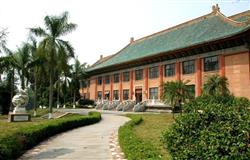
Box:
[82,51,250,101]
[225,52,250,99]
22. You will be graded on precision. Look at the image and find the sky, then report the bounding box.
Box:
[0,0,250,65]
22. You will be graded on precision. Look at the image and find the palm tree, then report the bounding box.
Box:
[162,80,192,118]
[70,58,86,108]
[0,28,8,82]
[0,51,17,111]
[54,77,63,108]
[0,28,7,54]
[203,74,229,96]
[30,12,77,119]
[27,37,46,116]
[61,74,71,108]
[12,43,31,89]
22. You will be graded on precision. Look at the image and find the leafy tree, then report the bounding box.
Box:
[27,37,46,116]
[0,28,8,54]
[162,95,250,159]
[30,12,77,118]
[162,80,192,118]
[0,49,17,111]
[203,74,229,96]
[70,58,86,108]
[11,43,31,89]
[0,28,8,82]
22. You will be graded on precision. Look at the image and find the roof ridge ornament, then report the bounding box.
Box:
[212,4,220,13]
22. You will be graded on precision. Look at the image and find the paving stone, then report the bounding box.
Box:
[19,114,129,160]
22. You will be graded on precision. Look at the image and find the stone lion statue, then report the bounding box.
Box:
[12,89,29,113]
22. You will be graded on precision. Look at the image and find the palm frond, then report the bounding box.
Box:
[30,27,48,37]
[57,39,75,57]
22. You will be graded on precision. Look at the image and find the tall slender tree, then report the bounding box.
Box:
[12,43,31,89]
[30,12,77,119]
[27,37,46,116]
[70,58,86,108]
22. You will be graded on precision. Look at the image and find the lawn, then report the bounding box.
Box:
[0,111,101,159]
[0,109,51,138]
[132,113,175,160]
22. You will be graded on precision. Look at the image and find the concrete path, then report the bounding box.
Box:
[19,114,129,160]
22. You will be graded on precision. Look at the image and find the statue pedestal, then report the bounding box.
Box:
[8,113,31,122]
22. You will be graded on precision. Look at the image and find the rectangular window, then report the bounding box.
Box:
[97,76,102,85]
[114,73,119,83]
[123,72,130,82]
[186,85,195,99]
[97,91,102,99]
[149,66,159,79]
[183,60,195,74]
[123,89,129,100]
[105,91,110,100]
[113,90,119,100]
[204,56,219,72]
[165,63,175,77]
[135,69,143,80]
[82,81,87,88]
[105,75,110,84]
[149,87,158,99]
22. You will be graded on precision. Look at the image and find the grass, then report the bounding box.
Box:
[0,111,101,159]
[132,113,175,160]
[0,109,51,138]
[119,115,163,160]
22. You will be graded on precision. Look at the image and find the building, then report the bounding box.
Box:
[81,5,250,102]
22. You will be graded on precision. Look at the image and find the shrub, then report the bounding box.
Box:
[162,95,250,159]
[0,111,101,159]
[119,115,163,160]
[78,99,95,106]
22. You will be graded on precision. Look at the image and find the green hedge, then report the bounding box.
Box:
[78,99,95,106]
[119,115,163,160]
[162,95,250,159]
[0,111,101,160]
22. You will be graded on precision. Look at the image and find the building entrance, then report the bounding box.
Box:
[105,91,110,100]
[135,89,142,104]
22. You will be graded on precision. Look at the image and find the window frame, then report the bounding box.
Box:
[182,60,195,74]
[135,69,143,80]
[204,56,219,72]
[105,75,110,84]
[113,90,119,100]
[123,72,130,82]
[149,87,158,99]
[149,66,159,79]
[165,63,175,77]
[123,89,129,100]
[97,91,102,99]
[113,73,120,83]
[97,76,102,85]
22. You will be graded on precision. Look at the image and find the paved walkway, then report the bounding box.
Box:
[19,114,129,160]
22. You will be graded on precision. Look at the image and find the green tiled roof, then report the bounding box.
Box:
[87,11,250,72]
[229,10,250,22]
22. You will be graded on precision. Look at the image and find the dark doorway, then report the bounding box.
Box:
[105,91,110,100]
[135,89,142,104]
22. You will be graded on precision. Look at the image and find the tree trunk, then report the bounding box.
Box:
[48,69,53,119]
[63,95,66,108]
[21,74,25,90]
[57,83,60,108]
[9,69,14,112]
[73,91,76,108]
[33,71,37,116]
